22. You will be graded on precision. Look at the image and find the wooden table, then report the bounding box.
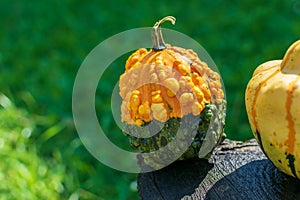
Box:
[137,139,300,200]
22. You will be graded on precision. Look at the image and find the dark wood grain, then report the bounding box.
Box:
[138,139,300,200]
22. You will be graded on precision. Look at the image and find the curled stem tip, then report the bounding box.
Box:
[152,16,176,51]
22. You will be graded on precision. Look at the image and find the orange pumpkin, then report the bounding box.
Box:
[119,16,224,126]
[119,16,226,165]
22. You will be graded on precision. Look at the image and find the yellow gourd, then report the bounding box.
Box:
[245,40,300,179]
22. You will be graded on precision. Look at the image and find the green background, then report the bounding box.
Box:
[1,0,300,199]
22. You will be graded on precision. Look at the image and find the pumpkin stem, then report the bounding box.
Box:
[281,40,300,74]
[152,16,176,51]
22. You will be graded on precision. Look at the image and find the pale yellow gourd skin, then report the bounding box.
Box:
[245,40,300,179]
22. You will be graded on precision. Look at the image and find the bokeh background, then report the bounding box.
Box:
[1,0,300,199]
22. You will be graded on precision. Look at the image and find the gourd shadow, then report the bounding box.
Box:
[138,158,214,199]
[204,159,300,200]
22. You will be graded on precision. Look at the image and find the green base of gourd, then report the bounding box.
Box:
[123,100,226,170]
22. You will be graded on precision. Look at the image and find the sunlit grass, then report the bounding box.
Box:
[0,93,138,199]
[0,96,64,199]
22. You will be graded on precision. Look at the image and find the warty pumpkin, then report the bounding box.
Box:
[245,40,300,179]
[119,16,226,168]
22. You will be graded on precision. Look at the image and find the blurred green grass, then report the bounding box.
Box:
[1,0,300,199]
